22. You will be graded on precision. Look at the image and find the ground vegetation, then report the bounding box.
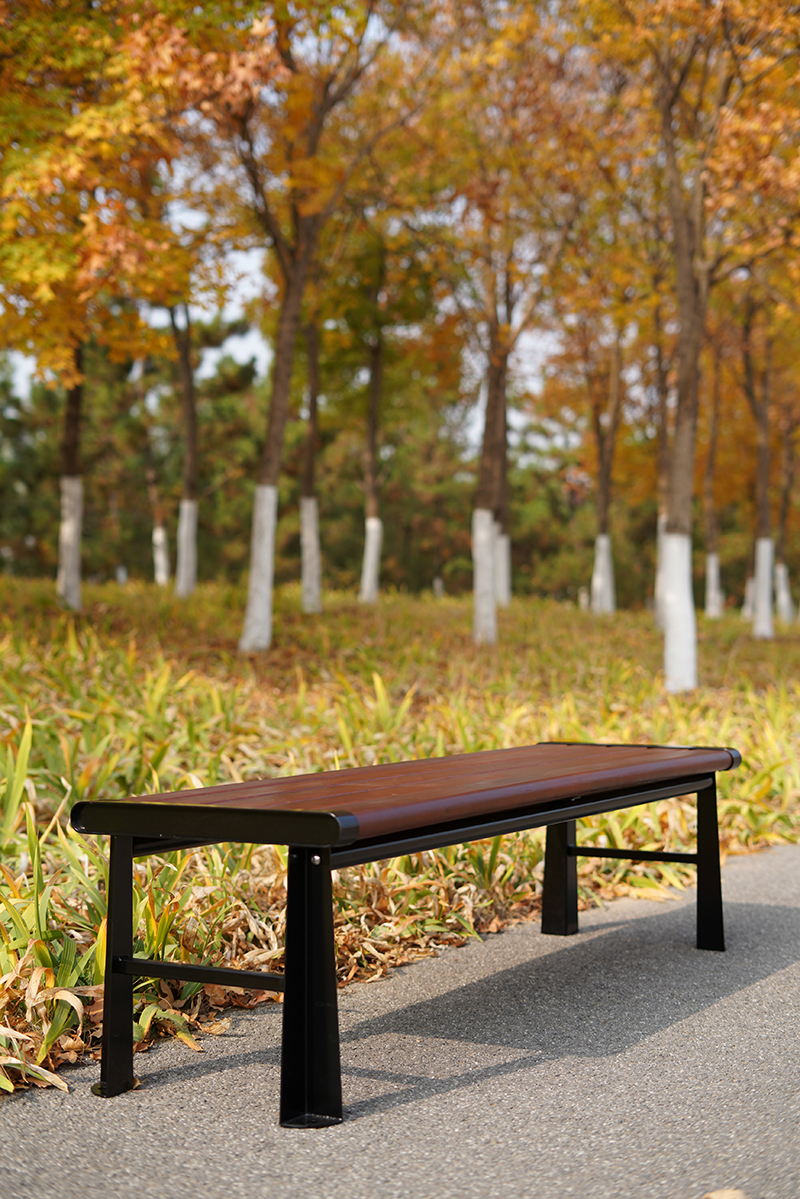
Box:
[0,583,798,1091]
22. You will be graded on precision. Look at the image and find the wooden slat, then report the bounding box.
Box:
[72,743,739,846]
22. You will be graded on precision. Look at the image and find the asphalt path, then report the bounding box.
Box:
[3,844,799,1199]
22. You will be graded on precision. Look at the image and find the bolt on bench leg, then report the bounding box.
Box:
[696,782,725,952]
[541,820,578,937]
[93,835,136,1097]
[280,846,343,1128]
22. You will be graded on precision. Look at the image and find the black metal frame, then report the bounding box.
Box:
[90,772,726,1123]
[539,780,724,951]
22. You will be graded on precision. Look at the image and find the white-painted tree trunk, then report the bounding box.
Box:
[175,498,198,599]
[239,485,278,651]
[590,533,616,614]
[358,516,382,603]
[433,576,444,598]
[775,562,794,622]
[741,577,754,620]
[704,551,723,618]
[300,495,322,614]
[472,508,497,645]
[57,475,82,610]
[753,537,774,639]
[654,512,667,628]
[494,524,511,606]
[663,532,697,692]
[152,524,170,587]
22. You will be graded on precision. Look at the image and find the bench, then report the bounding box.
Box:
[70,740,740,1127]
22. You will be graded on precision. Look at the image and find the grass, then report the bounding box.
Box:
[1,577,799,1092]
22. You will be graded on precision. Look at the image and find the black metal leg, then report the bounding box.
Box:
[93,835,136,1097]
[541,820,578,936]
[696,783,725,952]
[280,846,343,1127]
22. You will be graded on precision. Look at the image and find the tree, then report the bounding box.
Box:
[277,247,470,596]
[300,314,323,614]
[176,2,440,650]
[739,288,775,637]
[0,0,190,607]
[416,4,585,642]
[774,377,800,622]
[701,337,724,619]
[544,319,625,614]
[583,0,800,687]
[719,270,800,632]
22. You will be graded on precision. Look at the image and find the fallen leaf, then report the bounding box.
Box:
[200,1019,231,1035]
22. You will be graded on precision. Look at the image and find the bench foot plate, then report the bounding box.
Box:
[280,1113,344,1129]
[91,1078,139,1098]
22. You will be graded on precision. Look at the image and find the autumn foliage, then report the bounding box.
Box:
[1,1,800,610]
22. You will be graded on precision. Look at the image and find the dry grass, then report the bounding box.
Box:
[1,578,799,1091]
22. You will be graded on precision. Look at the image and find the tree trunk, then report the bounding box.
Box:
[476,350,509,516]
[776,414,796,568]
[240,256,310,651]
[742,303,773,639]
[57,477,83,610]
[171,304,198,599]
[775,411,796,622]
[591,535,616,615]
[57,346,83,610]
[703,346,723,618]
[301,322,320,502]
[108,491,127,584]
[662,531,697,692]
[176,500,197,596]
[358,327,383,604]
[359,518,383,604]
[301,321,322,614]
[473,344,509,643]
[594,337,623,538]
[705,553,722,619]
[754,371,772,544]
[300,497,322,615]
[472,508,497,644]
[145,445,170,587]
[775,562,794,623]
[753,536,774,638]
[653,321,671,629]
[590,337,622,615]
[494,522,511,607]
[660,94,707,691]
[494,395,512,606]
[654,512,667,629]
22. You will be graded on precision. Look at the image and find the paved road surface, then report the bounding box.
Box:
[2,844,799,1199]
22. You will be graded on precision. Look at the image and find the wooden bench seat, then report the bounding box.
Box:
[71,741,740,1127]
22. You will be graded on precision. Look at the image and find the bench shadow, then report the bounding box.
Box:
[136,898,800,1119]
[339,898,800,1118]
